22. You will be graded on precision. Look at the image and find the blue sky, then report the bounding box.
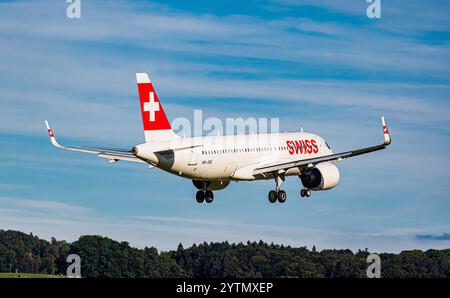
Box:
[0,0,449,252]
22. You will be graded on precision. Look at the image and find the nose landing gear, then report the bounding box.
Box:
[300,188,311,198]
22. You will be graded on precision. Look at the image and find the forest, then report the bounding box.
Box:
[0,229,448,278]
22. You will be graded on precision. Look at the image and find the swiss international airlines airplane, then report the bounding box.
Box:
[45,73,391,204]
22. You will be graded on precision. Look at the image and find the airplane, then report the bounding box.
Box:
[45,72,391,204]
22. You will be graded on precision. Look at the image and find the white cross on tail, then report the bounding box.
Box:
[143,91,160,122]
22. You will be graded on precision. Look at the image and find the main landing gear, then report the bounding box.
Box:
[196,190,214,203]
[268,187,312,203]
[196,181,214,204]
[268,172,287,203]
[267,172,313,203]
[268,190,286,203]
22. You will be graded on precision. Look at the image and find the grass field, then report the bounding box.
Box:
[0,272,65,278]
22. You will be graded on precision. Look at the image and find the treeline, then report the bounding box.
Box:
[0,229,449,277]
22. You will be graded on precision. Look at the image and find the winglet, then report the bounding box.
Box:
[44,120,64,149]
[381,116,391,145]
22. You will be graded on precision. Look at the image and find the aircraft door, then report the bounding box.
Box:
[188,149,198,166]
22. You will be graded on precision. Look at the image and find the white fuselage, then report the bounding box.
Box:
[134,132,333,181]
[45,72,391,202]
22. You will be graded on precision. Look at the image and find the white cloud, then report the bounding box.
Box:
[0,197,91,215]
[276,0,450,32]
[0,184,31,191]
[0,0,448,144]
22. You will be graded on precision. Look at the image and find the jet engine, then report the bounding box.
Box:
[192,180,230,191]
[300,162,340,190]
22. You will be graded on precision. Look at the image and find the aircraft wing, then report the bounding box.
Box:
[44,121,146,163]
[253,117,391,175]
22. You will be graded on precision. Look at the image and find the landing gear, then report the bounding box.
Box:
[306,189,311,197]
[196,191,205,203]
[277,190,287,203]
[195,181,214,204]
[205,191,214,203]
[268,190,287,203]
[300,188,311,198]
[268,190,277,203]
[268,172,287,203]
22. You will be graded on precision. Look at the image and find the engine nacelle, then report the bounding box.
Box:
[192,180,230,191]
[300,162,340,190]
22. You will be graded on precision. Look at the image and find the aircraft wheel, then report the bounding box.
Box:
[205,191,214,203]
[196,191,205,203]
[305,189,311,197]
[278,190,287,203]
[268,190,277,203]
[300,189,305,197]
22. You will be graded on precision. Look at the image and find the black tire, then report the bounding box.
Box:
[268,190,277,203]
[278,190,287,203]
[306,189,311,197]
[196,191,205,203]
[300,189,305,197]
[205,191,214,203]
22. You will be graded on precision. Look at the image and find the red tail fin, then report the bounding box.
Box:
[136,73,177,141]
